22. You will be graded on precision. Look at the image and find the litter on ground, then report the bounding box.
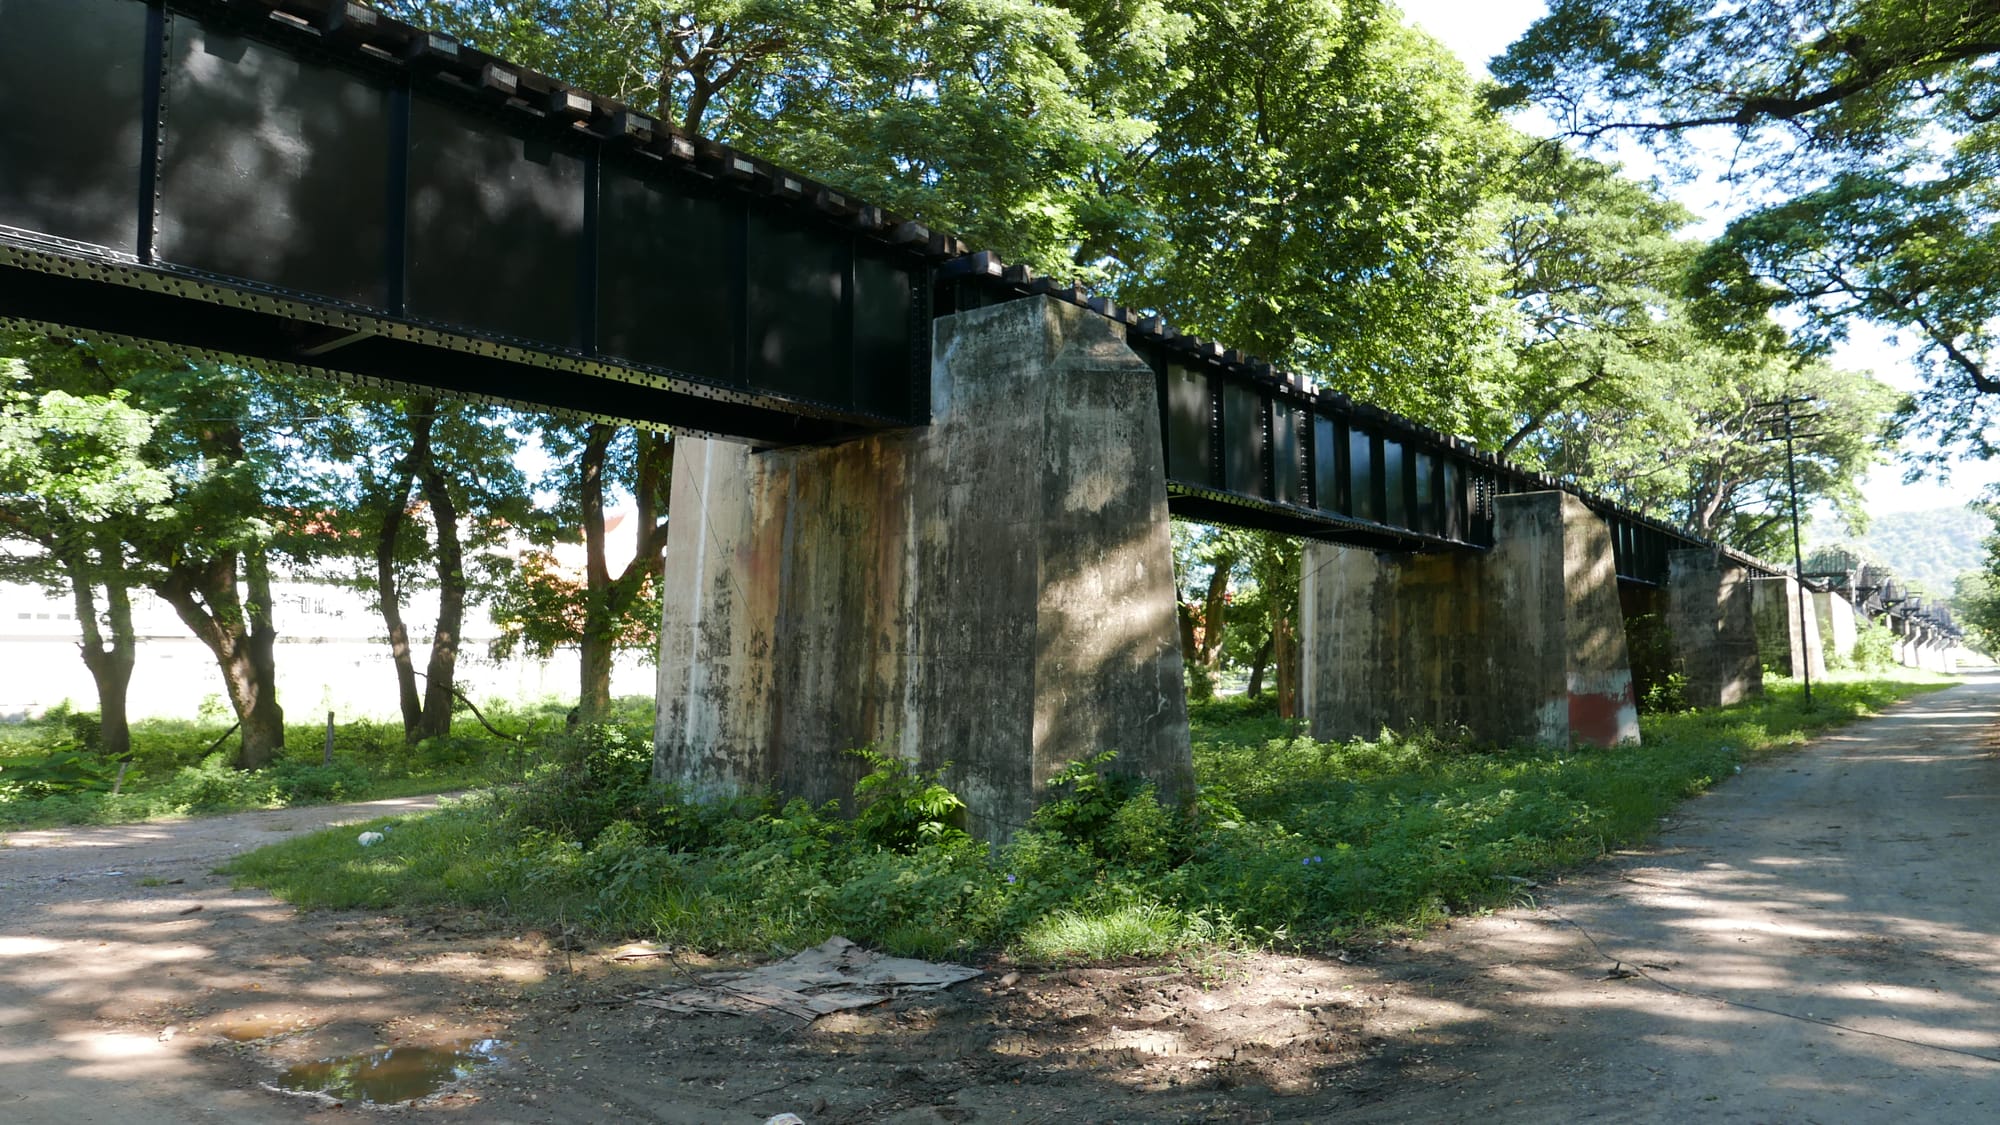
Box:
[634,936,981,1021]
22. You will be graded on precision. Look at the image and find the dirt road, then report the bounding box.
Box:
[2,676,1995,1123]
[1339,672,2000,1123]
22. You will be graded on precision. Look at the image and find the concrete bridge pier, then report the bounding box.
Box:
[1891,617,1917,668]
[1752,576,1827,681]
[1918,627,1952,672]
[1812,587,1859,665]
[1663,549,1763,708]
[653,296,1193,842]
[1299,491,1641,748]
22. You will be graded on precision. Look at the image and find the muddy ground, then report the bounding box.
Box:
[4,675,1998,1123]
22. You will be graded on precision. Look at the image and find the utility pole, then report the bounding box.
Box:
[1750,395,1820,707]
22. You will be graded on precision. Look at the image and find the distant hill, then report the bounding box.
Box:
[1815,506,1988,597]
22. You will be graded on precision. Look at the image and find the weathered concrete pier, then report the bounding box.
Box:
[656,298,1193,840]
[1298,492,1641,748]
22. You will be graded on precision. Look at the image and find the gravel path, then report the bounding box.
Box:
[0,794,458,1124]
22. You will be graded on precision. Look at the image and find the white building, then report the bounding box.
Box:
[0,560,654,723]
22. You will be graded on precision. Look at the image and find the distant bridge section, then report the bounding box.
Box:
[940,263,1759,585]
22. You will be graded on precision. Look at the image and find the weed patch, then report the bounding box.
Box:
[227,670,1951,964]
[0,695,648,830]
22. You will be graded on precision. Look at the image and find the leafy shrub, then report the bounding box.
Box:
[268,761,370,803]
[850,748,966,851]
[0,750,118,798]
[1185,692,1279,726]
[501,722,657,846]
[168,757,275,811]
[1184,660,1216,701]
[1853,622,1898,669]
[46,704,107,757]
[1639,671,1689,714]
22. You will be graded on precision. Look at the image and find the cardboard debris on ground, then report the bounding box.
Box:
[635,936,981,1021]
[610,941,674,962]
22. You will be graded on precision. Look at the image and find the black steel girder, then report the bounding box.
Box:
[0,0,941,443]
[936,264,1770,585]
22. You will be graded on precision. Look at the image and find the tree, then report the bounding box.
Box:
[1486,142,1700,455]
[0,338,173,759]
[1954,567,1999,657]
[1688,171,2000,458]
[1,339,306,766]
[492,422,671,722]
[1525,341,1900,558]
[129,365,300,767]
[293,394,535,744]
[1493,0,2000,154]
[1493,0,2000,450]
[1109,0,1514,435]
[1170,523,1300,714]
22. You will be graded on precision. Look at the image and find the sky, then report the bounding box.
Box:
[1397,0,2000,524]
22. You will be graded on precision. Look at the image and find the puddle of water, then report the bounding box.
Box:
[276,1039,510,1105]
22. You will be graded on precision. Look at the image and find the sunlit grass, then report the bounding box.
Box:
[0,696,658,829]
[1016,903,1190,964]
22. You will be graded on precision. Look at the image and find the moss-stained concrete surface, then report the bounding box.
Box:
[1300,491,1640,747]
[655,295,1191,841]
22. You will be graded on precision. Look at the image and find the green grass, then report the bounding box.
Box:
[1016,903,1192,964]
[0,696,657,830]
[223,669,1954,964]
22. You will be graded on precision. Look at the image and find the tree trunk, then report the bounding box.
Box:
[374,423,425,740]
[1199,555,1234,667]
[65,541,136,759]
[371,399,467,744]
[575,425,617,724]
[1274,608,1299,720]
[414,435,465,742]
[574,426,673,724]
[1245,632,1275,698]
[156,549,286,768]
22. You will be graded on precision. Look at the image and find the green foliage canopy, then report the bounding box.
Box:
[1495,0,2000,454]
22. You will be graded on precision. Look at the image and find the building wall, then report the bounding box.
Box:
[0,580,649,722]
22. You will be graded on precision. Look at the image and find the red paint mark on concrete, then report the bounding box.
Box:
[1568,690,1636,747]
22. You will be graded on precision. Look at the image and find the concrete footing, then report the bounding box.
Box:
[653,296,1193,842]
[1752,576,1827,680]
[1299,491,1640,747]
[1665,549,1763,708]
